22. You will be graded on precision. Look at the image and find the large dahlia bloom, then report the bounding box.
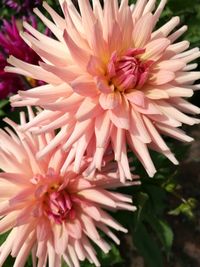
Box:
[0,111,138,267]
[7,0,200,180]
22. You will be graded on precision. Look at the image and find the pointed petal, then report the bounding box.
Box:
[76,98,103,121]
[63,30,90,68]
[133,13,153,48]
[71,76,99,97]
[99,92,121,110]
[109,98,130,129]
[142,38,170,61]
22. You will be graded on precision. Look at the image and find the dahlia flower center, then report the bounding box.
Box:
[32,171,76,224]
[44,188,76,224]
[107,49,152,92]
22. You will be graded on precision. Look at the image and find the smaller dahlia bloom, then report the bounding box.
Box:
[8,0,200,181]
[3,0,42,13]
[0,17,44,98]
[0,110,138,267]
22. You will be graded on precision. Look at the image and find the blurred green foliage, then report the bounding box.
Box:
[0,0,200,267]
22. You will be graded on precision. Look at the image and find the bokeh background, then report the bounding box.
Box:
[0,0,200,266]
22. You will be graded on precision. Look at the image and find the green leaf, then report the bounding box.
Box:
[0,110,6,117]
[100,244,124,266]
[0,99,9,109]
[2,256,15,267]
[163,180,177,193]
[0,232,9,245]
[169,198,197,219]
[143,183,166,216]
[0,99,9,117]
[148,218,174,254]
[135,192,149,226]
[133,223,163,267]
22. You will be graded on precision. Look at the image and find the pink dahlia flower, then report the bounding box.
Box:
[7,0,200,180]
[0,110,138,267]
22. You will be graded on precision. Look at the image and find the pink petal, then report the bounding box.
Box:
[87,56,105,76]
[74,240,86,261]
[67,219,82,239]
[149,70,175,85]
[152,16,180,39]
[132,0,148,21]
[12,232,35,267]
[156,123,194,142]
[127,134,156,177]
[130,109,151,143]
[109,97,130,129]
[0,212,18,233]
[77,0,96,45]
[175,71,200,85]
[71,76,99,97]
[53,224,68,254]
[155,59,185,72]
[143,116,169,151]
[80,214,100,240]
[91,20,107,58]
[80,189,116,208]
[7,56,62,85]
[158,100,199,125]
[63,119,93,151]
[73,133,94,173]
[133,13,153,48]
[96,78,113,94]
[40,62,79,83]
[126,90,147,108]
[83,205,101,221]
[110,127,125,161]
[142,38,170,61]
[63,30,90,68]
[43,2,66,29]
[99,92,121,110]
[95,111,111,148]
[170,98,200,114]
[118,4,133,49]
[62,1,90,51]
[132,100,162,115]
[145,88,169,99]
[34,7,63,41]
[76,98,103,121]
[103,1,117,40]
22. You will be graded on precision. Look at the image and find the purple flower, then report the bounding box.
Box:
[0,17,43,98]
[0,54,24,98]
[3,0,42,13]
[0,17,40,64]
